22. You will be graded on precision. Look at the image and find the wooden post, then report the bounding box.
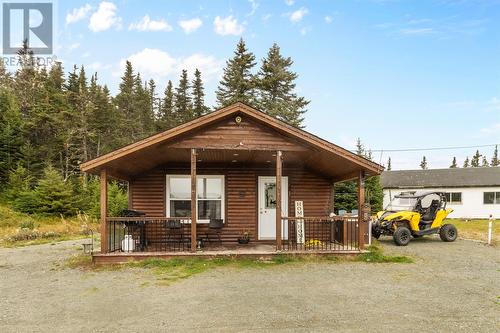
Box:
[191,148,197,252]
[276,151,283,250]
[357,170,366,249]
[100,168,108,253]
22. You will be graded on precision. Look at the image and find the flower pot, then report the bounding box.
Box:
[237,238,250,244]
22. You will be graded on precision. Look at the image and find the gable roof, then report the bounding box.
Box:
[81,102,382,180]
[381,167,500,188]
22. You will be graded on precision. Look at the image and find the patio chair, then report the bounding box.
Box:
[205,218,224,246]
[165,219,184,250]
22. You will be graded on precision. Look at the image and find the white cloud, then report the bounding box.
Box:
[262,13,272,21]
[68,42,81,51]
[247,0,259,16]
[289,7,308,23]
[399,27,435,35]
[129,15,173,32]
[213,15,244,36]
[480,122,500,136]
[66,4,92,25]
[88,62,112,71]
[89,1,121,32]
[119,49,223,83]
[300,27,311,35]
[284,0,294,5]
[178,18,203,34]
[324,16,333,24]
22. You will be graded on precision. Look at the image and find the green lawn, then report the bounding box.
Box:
[448,218,499,245]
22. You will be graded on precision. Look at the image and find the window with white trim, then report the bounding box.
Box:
[166,175,225,222]
[444,192,462,204]
[483,192,500,205]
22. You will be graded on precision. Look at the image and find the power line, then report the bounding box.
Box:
[349,143,499,153]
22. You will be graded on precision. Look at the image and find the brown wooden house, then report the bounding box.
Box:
[81,102,382,262]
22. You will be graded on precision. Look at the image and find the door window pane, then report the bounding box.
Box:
[265,182,277,209]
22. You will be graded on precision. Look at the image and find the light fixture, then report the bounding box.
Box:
[266,160,271,163]
[235,116,242,124]
[232,160,237,163]
[272,154,276,157]
[197,159,202,162]
[233,153,239,156]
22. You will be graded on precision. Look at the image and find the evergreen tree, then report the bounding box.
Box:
[0,89,23,185]
[491,145,499,166]
[174,69,193,123]
[256,43,309,127]
[192,69,208,118]
[216,38,257,107]
[471,150,481,167]
[386,157,392,171]
[463,157,470,168]
[482,156,489,167]
[420,156,428,170]
[355,138,364,156]
[157,80,175,131]
[450,157,457,168]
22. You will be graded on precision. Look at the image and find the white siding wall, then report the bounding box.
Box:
[383,187,500,219]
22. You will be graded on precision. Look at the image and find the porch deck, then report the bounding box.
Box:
[92,243,363,264]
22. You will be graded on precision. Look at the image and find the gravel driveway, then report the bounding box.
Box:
[0,237,498,332]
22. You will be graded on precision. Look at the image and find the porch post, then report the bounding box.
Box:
[100,168,108,253]
[357,170,366,249]
[276,150,283,250]
[191,148,197,252]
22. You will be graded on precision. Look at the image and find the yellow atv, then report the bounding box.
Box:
[372,191,456,246]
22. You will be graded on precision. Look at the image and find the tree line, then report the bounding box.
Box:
[0,39,309,216]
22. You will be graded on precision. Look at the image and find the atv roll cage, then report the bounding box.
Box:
[386,191,447,215]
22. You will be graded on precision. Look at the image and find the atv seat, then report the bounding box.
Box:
[420,199,440,223]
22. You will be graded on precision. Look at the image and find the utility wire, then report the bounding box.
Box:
[349,143,499,153]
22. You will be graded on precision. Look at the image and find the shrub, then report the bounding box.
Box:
[19,220,35,229]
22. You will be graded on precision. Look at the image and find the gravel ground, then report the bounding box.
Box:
[0,236,498,333]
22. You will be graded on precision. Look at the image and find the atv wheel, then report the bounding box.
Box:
[439,224,457,242]
[372,229,381,239]
[393,227,411,246]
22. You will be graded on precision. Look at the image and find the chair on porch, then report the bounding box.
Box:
[205,218,224,246]
[165,219,184,250]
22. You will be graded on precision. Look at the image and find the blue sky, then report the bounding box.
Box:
[49,1,500,169]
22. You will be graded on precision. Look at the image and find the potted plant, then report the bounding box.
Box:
[237,230,251,244]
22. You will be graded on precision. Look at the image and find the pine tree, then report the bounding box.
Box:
[174,69,193,124]
[420,156,428,170]
[192,69,208,118]
[386,157,392,170]
[491,145,499,166]
[216,38,257,107]
[471,150,481,167]
[115,61,138,142]
[0,89,23,186]
[157,80,175,131]
[482,156,489,167]
[463,157,470,168]
[256,43,309,127]
[450,157,457,168]
[355,138,364,156]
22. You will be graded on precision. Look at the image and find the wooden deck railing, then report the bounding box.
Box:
[106,217,192,253]
[281,216,360,251]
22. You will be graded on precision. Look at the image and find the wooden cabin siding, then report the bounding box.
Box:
[129,166,332,243]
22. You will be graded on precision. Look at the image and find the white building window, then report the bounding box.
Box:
[166,175,225,222]
[483,192,500,205]
[444,192,462,204]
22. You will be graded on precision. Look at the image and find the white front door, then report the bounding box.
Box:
[258,176,288,240]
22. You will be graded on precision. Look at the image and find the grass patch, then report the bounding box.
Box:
[0,204,99,247]
[448,219,499,245]
[356,245,414,263]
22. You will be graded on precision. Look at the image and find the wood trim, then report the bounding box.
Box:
[100,169,108,253]
[80,102,382,175]
[276,151,283,250]
[357,170,365,249]
[191,149,197,252]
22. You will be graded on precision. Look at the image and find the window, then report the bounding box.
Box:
[484,192,500,205]
[167,175,224,222]
[444,192,462,204]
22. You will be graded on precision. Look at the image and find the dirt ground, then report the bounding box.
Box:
[0,237,498,333]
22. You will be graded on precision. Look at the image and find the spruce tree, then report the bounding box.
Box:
[157,80,175,131]
[256,43,309,127]
[386,157,392,171]
[491,145,499,166]
[174,69,193,124]
[471,150,481,167]
[192,69,208,118]
[450,157,457,168]
[463,157,470,168]
[482,156,489,167]
[0,89,23,186]
[420,156,428,170]
[216,38,257,107]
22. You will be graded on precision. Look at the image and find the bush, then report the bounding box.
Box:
[83,177,128,218]
[6,228,61,242]
[19,220,35,229]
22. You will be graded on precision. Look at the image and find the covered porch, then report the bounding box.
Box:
[81,103,381,260]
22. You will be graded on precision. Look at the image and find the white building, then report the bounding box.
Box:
[380,167,500,219]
